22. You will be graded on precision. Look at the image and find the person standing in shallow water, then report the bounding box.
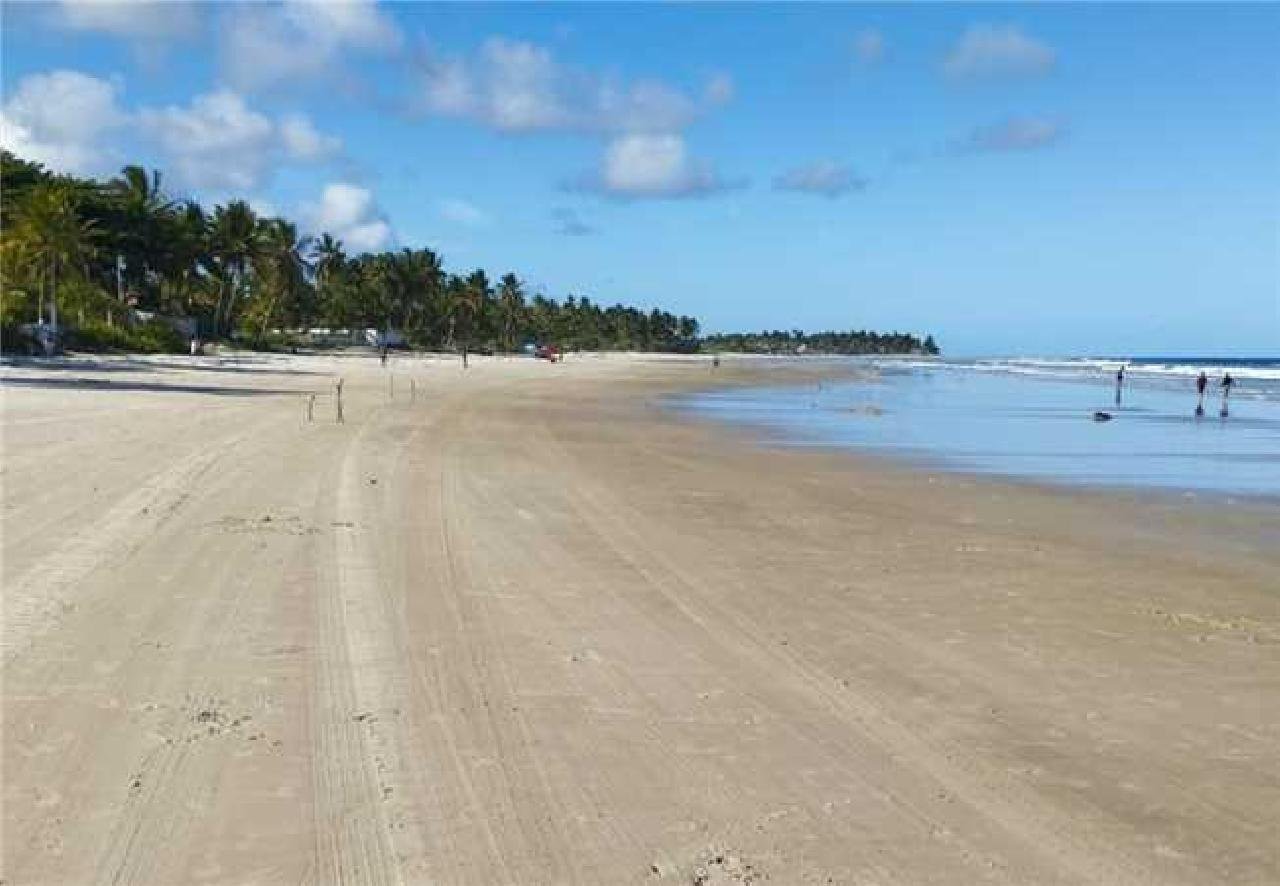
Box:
[1220,372,1234,417]
[1196,371,1208,416]
[1115,365,1125,405]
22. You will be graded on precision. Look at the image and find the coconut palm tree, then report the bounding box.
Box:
[497,272,525,352]
[208,200,260,336]
[312,233,345,292]
[10,182,97,339]
[156,201,209,316]
[253,218,311,342]
[386,247,443,342]
[453,269,489,359]
[108,165,174,308]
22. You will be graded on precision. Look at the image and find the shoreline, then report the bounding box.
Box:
[667,360,1280,506]
[4,351,1278,884]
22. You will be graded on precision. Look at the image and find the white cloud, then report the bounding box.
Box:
[853,29,885,66]
[412,37,701,134]
[704,72,734,106]
[302,182,392,252]
[943,25,1056,80]
[438,198,489,227]
[56,0,199,41]
[960,117,1065,152]
[137,91,340,191]
[773,161,867,197]
[220,0,402,93]
[574,133,736,199]
[279,113,341,161]
[0,69,126,175]
[137,90,275,191]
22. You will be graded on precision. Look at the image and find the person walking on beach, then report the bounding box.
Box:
[1196,371,1208,416]
[1115,365,1125,405]
[1220,372,1234,417]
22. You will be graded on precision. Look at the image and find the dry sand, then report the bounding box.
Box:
[2,351,1277,885]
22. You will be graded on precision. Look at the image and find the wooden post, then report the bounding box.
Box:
[336,378,345,424]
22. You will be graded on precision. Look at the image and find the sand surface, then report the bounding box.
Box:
[3,352,1277,885]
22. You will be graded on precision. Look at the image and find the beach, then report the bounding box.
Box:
[2,352,1277,885]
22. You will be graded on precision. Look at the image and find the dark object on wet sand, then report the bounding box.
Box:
[1093,411,1113,422]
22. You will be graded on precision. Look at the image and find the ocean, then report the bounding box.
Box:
[677,356,1280,499]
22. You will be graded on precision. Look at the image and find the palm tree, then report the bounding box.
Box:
[254,218,311,342]
[208,200,260,337]
[497,272,525,352]
[312,233,345,292]
[157,201,209,316]
[109,165,174,308]
[453,269,489,358]
[385,247,443,342]
[10,182,97,338]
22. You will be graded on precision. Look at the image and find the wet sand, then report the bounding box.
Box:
[3,352,1277,885]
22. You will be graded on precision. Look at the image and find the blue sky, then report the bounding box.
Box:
[2,1,1277,355]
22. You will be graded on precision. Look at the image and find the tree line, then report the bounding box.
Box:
[0,150,938,357]
[702,329,939,356]
[0,151,698,353]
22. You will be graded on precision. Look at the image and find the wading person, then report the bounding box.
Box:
[1115,365,1125,405]
[1196,371,1208,416]
[1220,372,1234,417]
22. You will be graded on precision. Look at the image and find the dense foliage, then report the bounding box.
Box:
[0,151,698,353]
[1,151,937,357]
[702,329,939,356]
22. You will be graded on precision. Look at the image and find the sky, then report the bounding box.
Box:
[2,1,1277,356]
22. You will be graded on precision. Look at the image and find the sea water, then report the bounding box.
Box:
[678,357,1280,498]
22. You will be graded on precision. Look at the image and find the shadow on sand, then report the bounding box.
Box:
[1,356,331,377]
[0,376,308,397]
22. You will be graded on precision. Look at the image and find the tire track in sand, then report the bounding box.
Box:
[2,418,266,667]
[533,420,1163,886]
[309,410,430,886]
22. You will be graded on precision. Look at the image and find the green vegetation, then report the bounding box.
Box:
[702,329,939,356]
[0,151,698,354]
[0,150,936,357]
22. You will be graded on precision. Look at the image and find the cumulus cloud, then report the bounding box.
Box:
[56,0,200,41]
[571,133,739,199]
[220,0,402,93]
[959,117,1065,152]
[302,182,393,252]
[943,24,1056,80]
[438,198,489,227]
[410,37,703,134]
[1,69,342,189]
[773,160,867,198]
[551,207,595,236]
[279,113,341,161]
[137,90,341,191]
[137,91,274,191]
[0,69,127,175]
[853,29,885,66]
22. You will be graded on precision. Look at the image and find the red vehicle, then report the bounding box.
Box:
[534,344,561,362]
